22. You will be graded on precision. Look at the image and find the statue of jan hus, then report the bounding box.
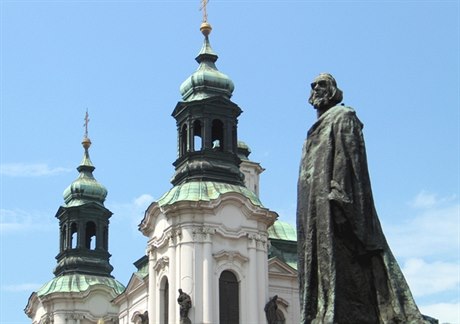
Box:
[296,73,433,324]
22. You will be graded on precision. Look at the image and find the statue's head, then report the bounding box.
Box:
[308,73,343,111]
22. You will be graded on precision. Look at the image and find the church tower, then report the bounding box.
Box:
[139,12,278,324]
[25,121,124,324]
[171,21,243,187]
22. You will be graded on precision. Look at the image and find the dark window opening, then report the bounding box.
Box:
[103,226,108,250]
[193,120,202,151]
[61,225,67,251]
[85,221,97,250]
[180,124,188,156]
[219,270,239,324]
[70,223,78,249]
[212,119,224,151]
[161,278,169,324]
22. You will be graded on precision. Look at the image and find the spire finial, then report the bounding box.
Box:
[199,0,212,36]
[82,109,92,150]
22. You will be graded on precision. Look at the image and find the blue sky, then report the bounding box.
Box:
[1,0,459,323]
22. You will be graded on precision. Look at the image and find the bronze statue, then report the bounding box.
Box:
[296,73,432,323]
[177,288,192,324]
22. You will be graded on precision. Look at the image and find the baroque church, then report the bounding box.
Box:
[24,19,300,324]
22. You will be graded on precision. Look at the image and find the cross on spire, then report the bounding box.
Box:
[200,0,209,23]
[83,109,90,138]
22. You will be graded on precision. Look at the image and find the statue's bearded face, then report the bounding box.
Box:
[309,78,332,110]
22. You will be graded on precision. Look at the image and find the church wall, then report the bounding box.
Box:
[116,283,148,324]
[144,196,274,324]
[268,270,300,323]
[31,289,120,324]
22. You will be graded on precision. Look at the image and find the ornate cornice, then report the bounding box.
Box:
[192,226,216,242]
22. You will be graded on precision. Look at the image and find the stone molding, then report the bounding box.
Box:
[150,228,182,249]
[153,256,169,273]
[247,232,268,251]
[192,226,216,242]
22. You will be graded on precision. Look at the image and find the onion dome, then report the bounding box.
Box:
[179,23,235,101]
[63,137,108,207]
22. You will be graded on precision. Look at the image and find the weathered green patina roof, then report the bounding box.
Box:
[36,274,125,297]
[63,138,107,207]
[268,220,297,241]
[268,221,298,270]
[157,181,263,207]
[179,32,234,102]
[133,255,149,279]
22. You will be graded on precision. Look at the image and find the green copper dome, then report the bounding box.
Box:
[268,220,297,241]
[157,181,263,207]
[36,274,125,297]
[179,33,234,101]
[63,137,107,207]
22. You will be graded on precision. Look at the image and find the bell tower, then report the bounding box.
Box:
[139,9,278,324]
[25,114,124,324]
[54,134,114,277]
[171,20,244,186]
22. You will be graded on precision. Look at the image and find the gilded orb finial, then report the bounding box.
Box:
[199,0,212,36]
[200,22,212,36]
[82,136,92,150]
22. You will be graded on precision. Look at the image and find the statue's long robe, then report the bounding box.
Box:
[297,105,427,324]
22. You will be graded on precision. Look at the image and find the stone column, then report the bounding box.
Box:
[148,246,156,324]
[168,231,177,324]
[201,227,214,323]
[257,234,268,321]
[247,234,259,324]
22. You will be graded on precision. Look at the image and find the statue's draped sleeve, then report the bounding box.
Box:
[328,109,386,252]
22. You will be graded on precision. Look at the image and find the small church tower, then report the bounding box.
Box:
[139,12,278,324]
[25,117,124,324]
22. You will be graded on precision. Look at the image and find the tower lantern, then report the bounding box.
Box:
[171,17,244,186]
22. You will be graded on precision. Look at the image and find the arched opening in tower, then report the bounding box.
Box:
[85,221,97,250]
[70,223,78,249]
[212,119,224,151]
[193,119,203,151]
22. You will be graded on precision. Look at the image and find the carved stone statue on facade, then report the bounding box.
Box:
[177,288,192,324]
[296,73,434,323]
[132,311,148,324]
[264,295,286,324]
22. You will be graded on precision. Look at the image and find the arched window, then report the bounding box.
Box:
[193,120,202,151]
[61,225,67,251]
[180,124,188,156]
[212,119,224,151]
[219,270,239,324]
[70,223,78,249]
[103,226,108,250]
[85,221,96,250]
[160,277,169,324]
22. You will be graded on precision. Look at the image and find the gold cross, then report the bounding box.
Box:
[200,0,209,23]
[83,109,90,138]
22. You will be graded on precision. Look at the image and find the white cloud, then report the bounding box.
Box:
[385,194,459,259]
[134,194,154,208]
[409,190,457,209]
[2,283,42,292]
[384,191,460,312]
[402,258,459,297]
[419,302,460,324]
[0,209,54,233]
[410,191,439,209]
[107,194,154,233]
[0,163,72,177]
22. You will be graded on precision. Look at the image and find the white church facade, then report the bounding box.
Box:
[25,20,300,324]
